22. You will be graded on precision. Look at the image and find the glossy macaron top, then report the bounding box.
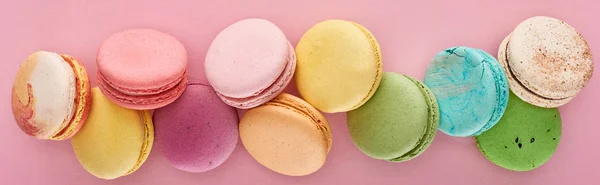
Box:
[295,20,382,113]
[12,51,91,140]
[507,16,593,100]
[240,93,332,176]
[153,82,239,173]
[348,73,438,162]
[72,88,154,180]
[424,47,508,137]
[97,29,188,91]
[205,18,291,99]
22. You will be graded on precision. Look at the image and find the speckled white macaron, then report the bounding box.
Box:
[498,16,593,108]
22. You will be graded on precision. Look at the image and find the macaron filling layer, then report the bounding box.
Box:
[349,22,383,110]
[389,76,439,162]
[125,110,154,175]
[98,70,188,106]
[50,55,91,140]
[216,43,296,109]
[264,94,332,151]
[471,49,509,136]
[98,71,186,96]
[501,35,574,102]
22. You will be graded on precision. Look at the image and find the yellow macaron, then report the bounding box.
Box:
[71,87,154,180]
[295,20,382,113]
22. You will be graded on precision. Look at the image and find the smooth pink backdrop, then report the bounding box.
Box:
[1,0,599,184]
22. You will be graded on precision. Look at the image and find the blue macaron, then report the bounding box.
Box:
[424,46,509,137]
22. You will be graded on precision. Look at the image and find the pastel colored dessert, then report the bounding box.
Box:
[153,82,239,173]
[205,18,296,109]
[498,16,593,108]
[11,51,91,140]
[475,91,561,171]
[295,20,382,113]
[347,73,439,162]
[424,46,509,137]
[239,93,332,176]
[97,29,188,110]
[72,88,154,179]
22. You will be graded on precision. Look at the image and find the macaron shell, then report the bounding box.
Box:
[240,93,331,176]
[347,73,429,161]
[498,34,574,108]
[98,70,188,110]
[216,43,296,109]
[97,29,188,91]
[475,91,561,171]
[72,88,154,179]
[154,83,239,173]
[269,93,332,151]
[472,48,509,135]
[424,47,506,137]
[11,51,76,139]
[51,54,92,140]
[507,16,593,99]
[295,20,382,113]
[205,18,290,99]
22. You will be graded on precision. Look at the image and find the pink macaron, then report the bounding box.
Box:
[153,82,239,172]
[205,18,296,109]
[97,29,188,110]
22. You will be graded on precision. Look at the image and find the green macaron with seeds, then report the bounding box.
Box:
[475,91,562,171]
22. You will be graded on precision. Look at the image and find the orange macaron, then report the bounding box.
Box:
[239,93,332,176]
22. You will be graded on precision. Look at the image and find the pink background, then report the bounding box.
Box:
[1,0,599,184]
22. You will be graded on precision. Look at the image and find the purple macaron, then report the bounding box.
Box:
[154,82,239,172]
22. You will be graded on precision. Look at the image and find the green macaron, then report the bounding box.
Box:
[347,72,439,162]
[475,91,562,171]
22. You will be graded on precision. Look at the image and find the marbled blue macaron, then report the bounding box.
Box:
[424,46,509,137]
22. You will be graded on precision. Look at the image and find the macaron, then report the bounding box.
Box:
[72,87,154,179]
[347,72,439,162]
[240,93,332,176]
[424,46,509,137]
[475,91,561,171]
[97,29,188,110]
[295,20,382,113]
[153,82,239,173]
[205,18,296,109]
[11,51,91,140]
[498,16,593,108]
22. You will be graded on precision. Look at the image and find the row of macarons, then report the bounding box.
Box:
[11,16,593,179]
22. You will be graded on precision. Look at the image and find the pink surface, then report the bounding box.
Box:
[0,0,598,184]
